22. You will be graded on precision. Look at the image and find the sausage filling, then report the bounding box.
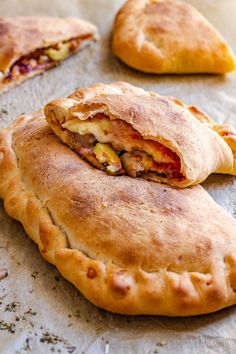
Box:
[1,35,92,83]
[61,114,185,181]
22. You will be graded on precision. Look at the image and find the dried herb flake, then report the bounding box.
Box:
[40,331,77,353]
[31,271,39,279]
[0,320,15,333]
[4,301,20,312]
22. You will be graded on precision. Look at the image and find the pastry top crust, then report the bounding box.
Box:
[0,16,98,73]
[44,82,236,187]
[112,0,236,73]
[1,111,236,316]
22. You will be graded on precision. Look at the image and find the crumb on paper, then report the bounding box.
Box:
[55,275,60,281]
[22,337,32,351]
[156,341,166,347]
[95,326,103,334]
[105,340,109,354]
[0,268,8,280]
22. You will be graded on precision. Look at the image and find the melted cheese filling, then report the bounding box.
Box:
[2,36,87,83]
[62,115,184,181]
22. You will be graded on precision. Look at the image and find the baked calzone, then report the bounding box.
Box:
[0,16,98,93]
[1,111,236,316]
[44,82,236,188]
[112,0,236,74]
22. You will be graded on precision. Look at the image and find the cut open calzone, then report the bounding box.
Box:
[0,16,98,93]
[112,0,236,74]
[1,111,236,316]
[44,82,236,188]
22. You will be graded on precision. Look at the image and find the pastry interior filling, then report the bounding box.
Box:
[1,35,92,82]
[61,114,185,181]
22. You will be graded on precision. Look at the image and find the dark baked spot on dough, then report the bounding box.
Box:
[110,270,132,296]
[206,285,225,302]
[109,180,189,220]
[87,267,97,279]
[174,284,189,297]
[68,192,97,219]
[110,184,141,205]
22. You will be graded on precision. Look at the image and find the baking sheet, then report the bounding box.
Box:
[1,0,236,353]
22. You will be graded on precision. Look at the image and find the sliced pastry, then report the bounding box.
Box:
[0,16,98,93]
[112,0,236,74]
[1,111,236,316]
[44,82,236,188]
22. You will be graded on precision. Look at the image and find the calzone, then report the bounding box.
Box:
[0,17,98,93]
[1,111,236,316]
[112,0,236,74]
[44,82,236,188]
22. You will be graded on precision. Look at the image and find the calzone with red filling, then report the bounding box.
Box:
[44,82,236,188]
[0,17,98,93]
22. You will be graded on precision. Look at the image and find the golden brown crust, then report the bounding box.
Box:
[0,16,98,93]
[1,110,236,316]
[112,0,236,74]
[44,82,236,187]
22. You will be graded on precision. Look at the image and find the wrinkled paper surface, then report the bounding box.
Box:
[1,1,236,353]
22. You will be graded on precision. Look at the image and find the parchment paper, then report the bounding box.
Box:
[0,1,236,353]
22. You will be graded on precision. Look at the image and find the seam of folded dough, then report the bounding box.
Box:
[1,112,236,315]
